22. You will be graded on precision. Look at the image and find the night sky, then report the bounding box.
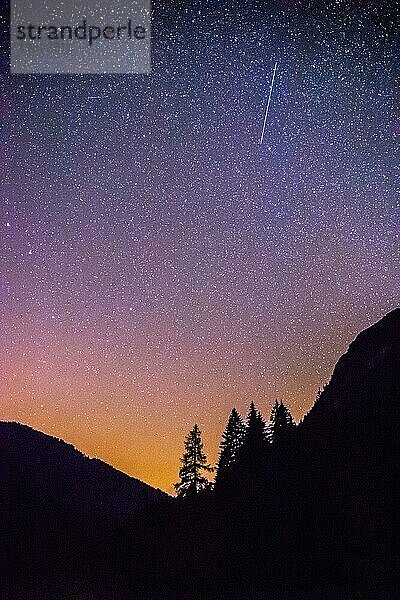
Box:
[1,1,399,492]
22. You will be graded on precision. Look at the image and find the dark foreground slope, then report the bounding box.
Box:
[293,308,400,589]
[0,423,170,598]
[303,307,400,436]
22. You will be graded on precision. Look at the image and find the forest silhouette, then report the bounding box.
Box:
[2,308,400,599]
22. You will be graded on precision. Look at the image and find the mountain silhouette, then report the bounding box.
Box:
[288,308,400,592]
[2,309,400,599]
[303,307,400,432]
[0,422,170,599]
[296,308,400,503]
[162,309,400,597]
[0,421,168,518]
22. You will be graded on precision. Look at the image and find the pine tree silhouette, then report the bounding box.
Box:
[246,401,267,444]
[268,400,296,445]
[174,424,213,498]
[233,402,268,495]
[215,408,247,486]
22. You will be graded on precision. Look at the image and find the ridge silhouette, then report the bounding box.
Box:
[2,309,400,598]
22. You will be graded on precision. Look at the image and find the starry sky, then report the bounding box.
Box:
[1,0,399,493]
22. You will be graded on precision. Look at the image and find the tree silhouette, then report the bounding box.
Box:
[174,424,213,498]
[215,408,247,485]
[268,400,296,445]
[233,402,268,493]
[246,401,267,444]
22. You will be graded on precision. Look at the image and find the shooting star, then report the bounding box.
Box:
[259,61,278,145]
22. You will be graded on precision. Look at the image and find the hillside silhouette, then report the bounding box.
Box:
[0,423,170,598]
[2,309,400,598]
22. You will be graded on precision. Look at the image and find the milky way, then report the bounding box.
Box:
[1,1,398,492]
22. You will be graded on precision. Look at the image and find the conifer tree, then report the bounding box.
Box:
[215,408,247,485]
[233,402,268,491]
[174,424,213,498]
[247,401,267,442]
[268,400,296,445]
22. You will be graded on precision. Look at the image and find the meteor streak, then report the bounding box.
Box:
[259,61,278,144]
